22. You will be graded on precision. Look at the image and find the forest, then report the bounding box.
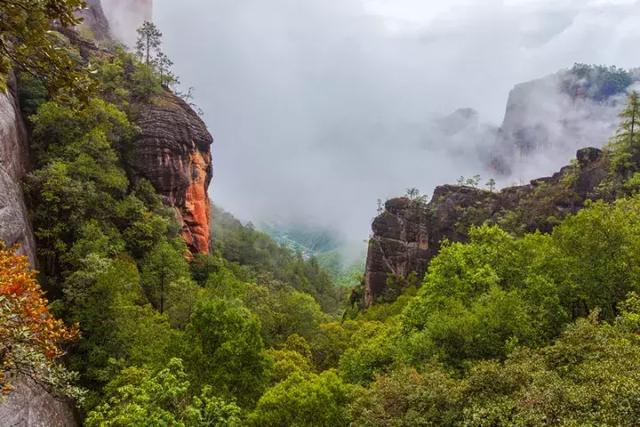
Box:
[3,1,640,426]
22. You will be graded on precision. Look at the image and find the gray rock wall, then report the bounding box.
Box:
[0,376,79,427]
[0,81,36,264]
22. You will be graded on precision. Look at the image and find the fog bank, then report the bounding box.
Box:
[154,0,640,239]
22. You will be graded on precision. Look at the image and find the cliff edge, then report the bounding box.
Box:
[364,147,608,306]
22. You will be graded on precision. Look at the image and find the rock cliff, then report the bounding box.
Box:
[132,91,213,254]
[76,0,111,40]
[77,0,213,255]
[489,65,639,176]
[0,76,36,264]
[101,0,153,45]
[0,376,79,427]
[364,147,608,306]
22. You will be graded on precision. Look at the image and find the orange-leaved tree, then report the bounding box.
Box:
[0,244,79,398]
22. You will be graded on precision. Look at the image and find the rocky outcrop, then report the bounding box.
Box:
[75,0,213,255]
[364,148,608,306]
[0,376,79,427]
[76,0,112,40]
[489,65,639,176]
[0,78,36,264]
[132,91,213,254]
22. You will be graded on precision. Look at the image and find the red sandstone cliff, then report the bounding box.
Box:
[80,0,213,255]
[132,91,213,254]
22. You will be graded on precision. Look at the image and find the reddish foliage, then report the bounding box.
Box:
[0,245,78,390]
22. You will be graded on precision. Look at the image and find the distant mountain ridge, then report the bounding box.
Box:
[488,64,640,177]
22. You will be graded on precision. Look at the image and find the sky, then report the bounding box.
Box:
[151,0,640,241]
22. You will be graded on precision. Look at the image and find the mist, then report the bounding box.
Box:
[153,0,640,240]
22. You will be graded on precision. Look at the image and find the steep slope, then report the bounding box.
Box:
[132,91,213,254]
[78,0,213,255]
[364,147,607,306]
[0,76,36,264]
[489,65,639,176]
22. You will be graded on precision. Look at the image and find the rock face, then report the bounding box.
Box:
[489,66,639,176]
[0,376,79,427]
[75,0,213,255]
[0,78,36,264]
[364,148,608,306]
[77,0,112,40]
[132,91,213,254]
[101,0,153,45]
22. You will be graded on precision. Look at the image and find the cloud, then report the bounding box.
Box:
[154,0,640,239]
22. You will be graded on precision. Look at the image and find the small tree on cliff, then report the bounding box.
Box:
[135,21,178,88]
[136,21,162,66]
[609,90,640,176]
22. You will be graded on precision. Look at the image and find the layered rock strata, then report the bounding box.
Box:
[132,91,213,254]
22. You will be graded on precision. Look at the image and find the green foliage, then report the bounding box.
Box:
[607,91,640,179]
[182,299,270,406]
[266,348,313,385]
[241,284,327,347]
[0,0,91,97]
[26,97,177,283]
[351,294,640,426]
[141,240,190,314]
[402,196,640,369]
[338,321,400,384]
[86,358,241,427]
[63,257,177,394]
[566,64,633,101]
[211,205,344,312]
[249,370,353,427]
[308,321,362,372]
[350,364,465,426]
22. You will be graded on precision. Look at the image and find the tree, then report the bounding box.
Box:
[156,51,179,87]
[86,358,242,427]
[0,244,79,397]
[486,178,496,192]
[406,188,420,199]
[135,21,178,89]
[350,365,465,426]
[183,299,270,406]
[609,90,640,176]
[136,21,162,67]
[141,240,190,314]
[466,174,481,188]
[0,0,90,96]
[249,371,353,427]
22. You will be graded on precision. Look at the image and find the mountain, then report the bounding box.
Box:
[488,64,640,177]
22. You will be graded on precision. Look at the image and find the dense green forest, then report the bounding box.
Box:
[4,1,640,426]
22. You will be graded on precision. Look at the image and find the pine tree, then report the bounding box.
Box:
[136,21,162,66]
[609,91,640,176]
